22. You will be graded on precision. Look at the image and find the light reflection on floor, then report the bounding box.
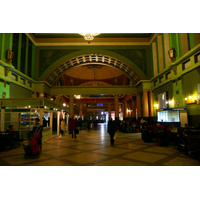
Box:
[0,123,199,166]
[99,123,107,140]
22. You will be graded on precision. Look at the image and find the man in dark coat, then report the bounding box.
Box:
[107,118,116,146]
[69,116,78,139]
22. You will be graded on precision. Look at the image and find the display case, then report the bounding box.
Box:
[156,108,188,127]
[19,111,40,138]
[157,110,180,122]
[3,109,39,139]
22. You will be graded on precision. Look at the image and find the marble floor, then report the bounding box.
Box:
[0,123,199,166]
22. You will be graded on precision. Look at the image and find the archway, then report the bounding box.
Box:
[44,53,146,85]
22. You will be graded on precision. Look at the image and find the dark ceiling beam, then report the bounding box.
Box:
[50,86,137,95]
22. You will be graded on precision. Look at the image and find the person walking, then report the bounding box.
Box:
[107,118,116,146]
[60,119,65,136]
[69,116,77,139]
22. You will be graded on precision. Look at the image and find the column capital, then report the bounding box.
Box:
[143,90,149,93]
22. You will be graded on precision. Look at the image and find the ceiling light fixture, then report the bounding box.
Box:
[79,33,100,43]
[74,95,81,99]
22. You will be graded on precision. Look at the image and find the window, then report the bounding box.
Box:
[158,92,167,109]
[159,76,164,83]
[154,80,158,86]
[182,59,190,70]
[28,81,32,88]
[20,78,26,85]
[165,71,171,80]
[11,73,18,81]
[195,52,200,63]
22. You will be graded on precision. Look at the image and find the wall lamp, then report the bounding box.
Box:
[6,49,14,62]
[168,48,176,60]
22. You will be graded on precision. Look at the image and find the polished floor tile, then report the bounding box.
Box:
[62,152,108,165]
[123,152,167,163]
[1,154,49,166]
[26,159,70,166]
[144,146,178,155]
[93,158,147,166]
[116,143,146,150]
[0,123,199,166]
[92,147,131,156]
[163,157,200,166]
[43,148,82,156]
[71,144,101,151]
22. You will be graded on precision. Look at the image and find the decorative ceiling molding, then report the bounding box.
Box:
[45,54,142,86]
[26,33,155,46]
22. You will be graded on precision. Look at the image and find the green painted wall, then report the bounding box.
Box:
[10,33,35,77]
[0,34,2,58]
[180,67,200,126]
[188,33,195,49]
[34,45,151,81]
[173,79,183,108]
[31,43,35,79]
[177,33,182,57]
[182,68,200,114]
[156,37,159,74]
[0,33,13,63]
[149,43,154,78]
[0,82,10,98]
[162,34,166,69]
[9,83,33,98]
[169,33,178,59]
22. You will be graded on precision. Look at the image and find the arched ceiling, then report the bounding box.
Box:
[57,68,128,86]
[46,54,142,85]
[65,65,123,80]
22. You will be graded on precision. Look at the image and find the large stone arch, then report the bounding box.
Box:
[40,49,147,85]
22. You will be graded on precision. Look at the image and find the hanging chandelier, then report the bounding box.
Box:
[79,33,100,43]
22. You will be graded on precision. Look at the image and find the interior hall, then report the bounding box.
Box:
[0,33,200,167]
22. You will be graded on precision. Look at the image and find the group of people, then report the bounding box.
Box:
[118,120,141,133]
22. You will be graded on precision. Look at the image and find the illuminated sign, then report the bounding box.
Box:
[186,100,197,104]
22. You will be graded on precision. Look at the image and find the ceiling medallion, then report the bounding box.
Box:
[79,33,100,43]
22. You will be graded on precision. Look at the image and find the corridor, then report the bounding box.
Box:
[0,123,199,166]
